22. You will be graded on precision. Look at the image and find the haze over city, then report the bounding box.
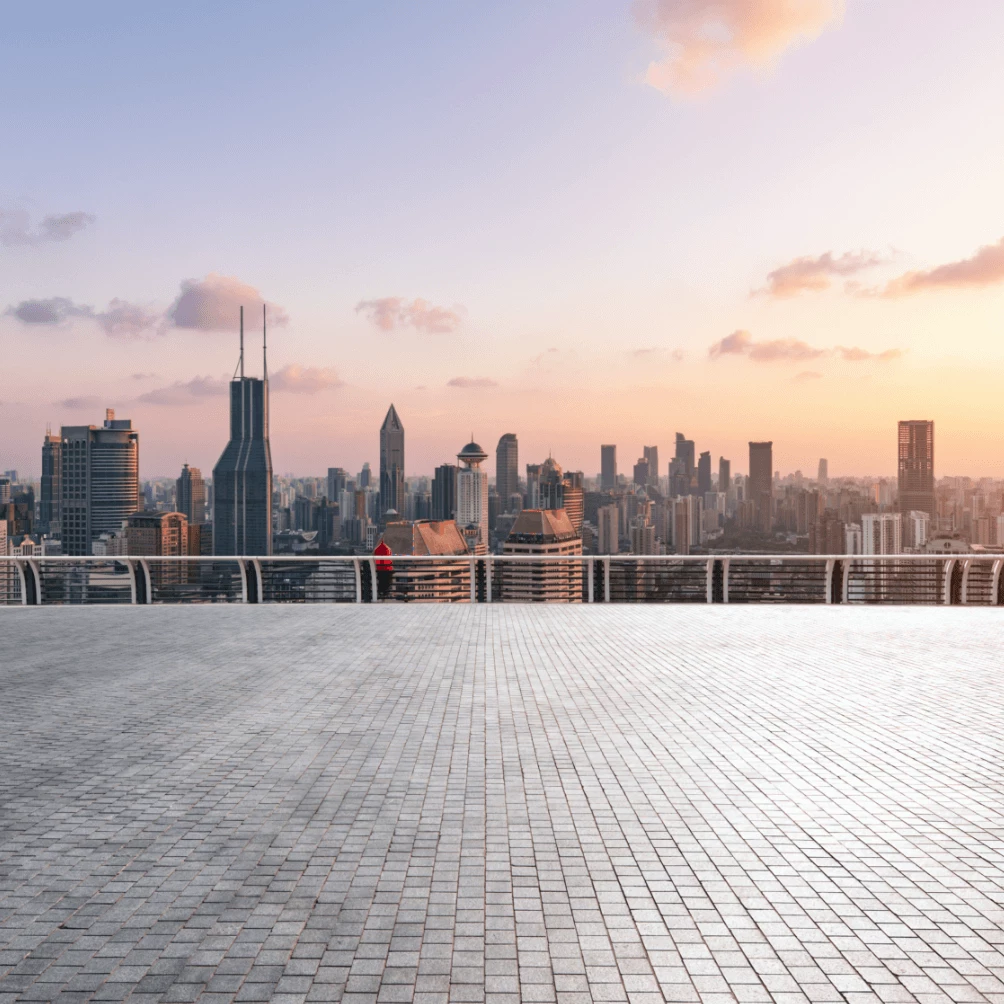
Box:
[4,1,1004,478]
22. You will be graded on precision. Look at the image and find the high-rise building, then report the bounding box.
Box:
[176,464,206,525]
[539,458,564,509]
[502,510,583,602]
[525,463,542,509]
[126,510,189,556]
[379,405,405,520]
[862,512,903,555]
[213,309,273,556]
[675,434,695,478]
[60,409,140,556]
[597,505,618,554]
[40,426,61,537]
[748,441,773,533]
[456,441,489,553]
[359,462,372,489]
[643,446,659,488]
[495,434,519,510]
[327,467,348,500]
[562,483,584,534]
[600,445,617,490]
[898,421,934,517]
[431,464,458,521]
[671,496,694,555]
[633,458,649,487]
[697,451,711,496]
[817,458,828,484]
[718,457,731,494]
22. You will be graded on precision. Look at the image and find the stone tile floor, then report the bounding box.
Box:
[0,605,1003,1004]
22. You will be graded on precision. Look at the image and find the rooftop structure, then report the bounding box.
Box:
[0,605,1000,1002]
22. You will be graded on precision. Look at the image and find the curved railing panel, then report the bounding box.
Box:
[728,558,827,604]
[39,559,134,605]
[147,559,244,604]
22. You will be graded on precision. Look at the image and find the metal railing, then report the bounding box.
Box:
[1,554,1001,606]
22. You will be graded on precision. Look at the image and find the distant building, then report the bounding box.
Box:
[862,512,902,555]
[632,458,649,487]
[381,519,470,602]
[597,505,618,554]
[502,509,582,602]
[643,446,659,488]
[748,441,773,533]
[718,457,730,494]
[176,464,206,525]
[538,458,564,509]
[898,421,934,517]
[213,311,273,556]
[525,463,542,509]
[40,426,61,537]
[600,445,617,491]
[844,523,862,554]
[495,434,519,510]
[697,451,711,496]
[817,458,828,483]
[562,483,584,534]
[126,510,189,556]
[675,434,695,481]
[904,510,930,551]
[61,409,140,556]
[456,441,489,553]
[327,467,348,500]
[432,463,458,521]
[379,404,405,521]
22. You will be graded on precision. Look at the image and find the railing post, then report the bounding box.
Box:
[824,559,834,605]
[485,556,492,603]
[722,558,729,604]
[943,559,956,606]
[841,559,851,604]
[960,559,971,605]
[369,558,378,603]
[237,560,249,603]
[470,557,476,603]
[14,560,34,606]
[252,559,264,604]
[993,559,1003,607]
[138,559,153,604]
[353,558,362,603]
[587,557,594,603]
[603,557,611,603]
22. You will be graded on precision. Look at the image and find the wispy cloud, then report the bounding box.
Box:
[137,377,228,406]
[1,209,95,247]
[6,296,91,324]
[270,364,342,394]
[56,395,102,410]
[6,295,160,337]
[793,370,823,382]
[709,329,901,363]
[758,250,884,297]
[880,236,1004,296]
[447,377,498,389]
[636,0,844,96]
[356,297,463,334]
[168,273,288,331]
[631,346,686,361]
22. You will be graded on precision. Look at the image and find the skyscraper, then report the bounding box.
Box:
[40,426,61,537]
[749,441,773,534]
[718,457,731,494]
[495,434,519,510]
[60,409,140,556]
[897,421,934,517]
[633,458,649,487]
[176,464,206,525]
[643,446,659,488]
[379,404,405,520]
[817,458,828,484]
[456,440,489,553]
[213,307,273,556]
[431,463,458,521]
[600,445,617,490]
[697,451,711,496]
[327,467,348,500]
[675,433,695,478]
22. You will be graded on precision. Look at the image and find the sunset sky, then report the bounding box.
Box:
[4,1,1004,480]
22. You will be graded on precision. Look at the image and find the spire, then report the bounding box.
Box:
[238,305,245,379]
[262,303,268,382]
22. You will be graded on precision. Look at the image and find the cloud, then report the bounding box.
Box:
[710,329,902,364]
[881,236,1004,296]
[137,376,229,406]
[793,370,822,382]
[56,395,102,410]
[836,346,903,362]
[167,273,289,331]
[356,296,463,334]
[95,299,161,337]
[631,346,686,361]
[636,0,844,96]
[269,364,342,394]
[6,296,91,324]
[758,250,884,297]
[447,377,498,389]
[0,209,96,247]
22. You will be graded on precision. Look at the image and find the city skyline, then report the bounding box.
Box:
[5,3,1004,478]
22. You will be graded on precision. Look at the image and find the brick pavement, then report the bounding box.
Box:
[1,605,1003,1004]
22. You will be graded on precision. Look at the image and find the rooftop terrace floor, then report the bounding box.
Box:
[1,606,1003,1004]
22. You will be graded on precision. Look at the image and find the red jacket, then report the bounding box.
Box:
[373,540,393,572]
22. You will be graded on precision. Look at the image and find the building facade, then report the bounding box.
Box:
[456,441,489,553]
[495,434,519,510]
[60,409,140,556]
[379,404,406,520]
[898,420,934,517]
[600,445,617,490]
[748,441,773,534]
[432,464,458,521]
[176,464,206,525]
[40,427,61,538]
[380,519,470,602]
[502,509,583,602]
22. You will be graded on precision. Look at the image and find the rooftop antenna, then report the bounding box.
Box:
[262,303,268,381]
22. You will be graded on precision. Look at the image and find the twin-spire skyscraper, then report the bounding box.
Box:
[212,306,274,555]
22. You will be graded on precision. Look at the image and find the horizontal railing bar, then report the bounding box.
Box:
[0,554,994,563]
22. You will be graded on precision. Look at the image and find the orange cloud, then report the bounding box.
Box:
[881,236,1004,296]
[835,346,903,362]
[794,370,822,382]
[636,0,844,96]
[270,364,342,394]
[710,330,901,364]
[167,274,288,331]
[356,296,463,334]
[758,250,884,297]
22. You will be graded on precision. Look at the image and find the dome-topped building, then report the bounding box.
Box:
[458,441,488,465]
[456,437,489,554]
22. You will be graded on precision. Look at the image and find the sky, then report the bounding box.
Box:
[3,0,1004,481]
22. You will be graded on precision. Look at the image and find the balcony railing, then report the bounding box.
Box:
[1,554,1001,606]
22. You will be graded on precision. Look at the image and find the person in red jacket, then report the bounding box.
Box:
[373,538,394,601]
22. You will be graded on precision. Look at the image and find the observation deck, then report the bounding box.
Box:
[1,604,1002,1003]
